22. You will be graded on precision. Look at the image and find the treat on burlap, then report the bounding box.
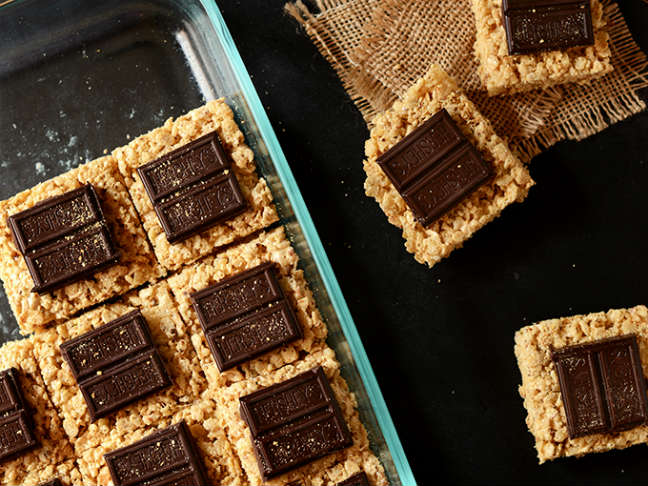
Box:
[363,64,533,267]
[286,0,648,162]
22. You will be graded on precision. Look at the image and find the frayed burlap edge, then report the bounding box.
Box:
[286,0,648,163]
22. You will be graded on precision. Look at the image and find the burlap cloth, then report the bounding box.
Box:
[286,0,648,162]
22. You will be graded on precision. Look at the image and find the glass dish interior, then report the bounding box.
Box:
[0,0,415,484]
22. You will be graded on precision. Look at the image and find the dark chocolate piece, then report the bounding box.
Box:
[59,311,171,421]
[240,367,353,480]
[0,368,37,463]
[376,109,492,227]
[552,335,648,438]
[337,472,370,486]
[37,479,63,486]
[104,421,209,486]
[0,411,37,462]
[7,185,119,294]
[137,131,248,243]
[190,262,302,371]
[502,0,594,55]
[0,368,25,417]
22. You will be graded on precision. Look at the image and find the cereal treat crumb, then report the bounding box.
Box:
[364,64,533,268]
[0,339,79,486]
[113,100,278,272]
[212,347,388,486]
[167,227,328,388]
[77,399,245,485]
[514,305,648,463]
[32,281,207,454]
[0,156,163,333]
[471,0,613,95]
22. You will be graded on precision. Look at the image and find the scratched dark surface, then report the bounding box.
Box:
[0,0,647,484]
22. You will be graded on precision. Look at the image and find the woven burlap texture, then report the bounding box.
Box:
[286,0,648,162]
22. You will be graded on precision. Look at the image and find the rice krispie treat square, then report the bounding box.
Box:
[76,399,245,486]
[514,305,648,463]
[32,281,207,454]
[471,0,613,95]
[0,339,78,486]
[166,227,328,389]
[364,64,534,268]
[0,156,163,334]
[211,347,387,486]
[112,100,279,272]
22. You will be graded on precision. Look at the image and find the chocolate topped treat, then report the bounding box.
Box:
[37,480,63,486]
[552,334,648,439]
[502,0,594,55]
[337,472,370,486]
[190,262,302,371]
[7,184,120,294]
[103,421,208,486]
[137,131,248,243]
[59,310,171,421]
[239,366,353,480]
[376,109,492,227]
[0,368,37,462]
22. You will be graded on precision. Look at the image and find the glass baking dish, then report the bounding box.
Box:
[0,0,415,484]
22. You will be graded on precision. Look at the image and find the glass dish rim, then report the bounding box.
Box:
[0,0,416,483]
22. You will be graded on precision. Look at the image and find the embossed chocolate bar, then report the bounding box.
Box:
[104,421,208,486]
[0,368,25,417]
[0,368,36,463]
[137,131,248,243]
[78,350,170,420]
[337,472,370,486]
[8,185,119,293]
[191,262,301,371]
[60,311,171,421]
[0,411,37,462]
[376,109,491,226]
[502,0,594,55]
[552,335,648,438]
[205,301,302,370]
[240,367,352,480]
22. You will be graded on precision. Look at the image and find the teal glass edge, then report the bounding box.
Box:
[200,1,416,484]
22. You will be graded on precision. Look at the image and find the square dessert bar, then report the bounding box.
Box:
[0,339,79,486]
[167,227,328,388]
[364,64,534,268]
[0,156,163,333]
[211,347,387,486]
[514,305,648,462]
[76,399,245,485]
[32,281,207,454]
[112,99,279,272]
[471,0,613,95]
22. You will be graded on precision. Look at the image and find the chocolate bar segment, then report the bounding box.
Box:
[502,0,594,55]
[191,262,302,371]
[60,311,154,380]
[137,131,248,243]
[205,301,302,370]
[240,367,352,480]
[155,172,246,243]
[104,421,208,486]
[0,411,37,462]
[376,109,491,227]
[79,350,171,420]
[60,310,171,421]
[552,335,648,438]
[0,368,24,417]
[337,472,370,486]
[8,184,119,294]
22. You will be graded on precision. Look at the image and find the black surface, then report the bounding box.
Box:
[217,1,648,484]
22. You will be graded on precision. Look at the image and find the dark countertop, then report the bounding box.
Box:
[218,1,648,484]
